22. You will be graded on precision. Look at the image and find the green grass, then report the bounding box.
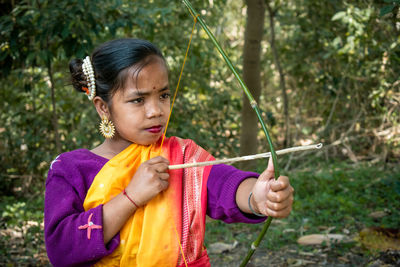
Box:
[205,162,400,253]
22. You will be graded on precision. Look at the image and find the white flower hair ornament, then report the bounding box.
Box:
[81,56,96,100]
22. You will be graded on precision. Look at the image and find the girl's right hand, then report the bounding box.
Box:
[125,156,170,206]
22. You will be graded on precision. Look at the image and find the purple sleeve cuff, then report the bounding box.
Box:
[207,164,267,224]
[45,172,119,267]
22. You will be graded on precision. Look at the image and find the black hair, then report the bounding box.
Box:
[69,38,165,102]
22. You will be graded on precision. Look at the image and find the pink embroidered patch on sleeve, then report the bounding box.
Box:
[78,213,102,240]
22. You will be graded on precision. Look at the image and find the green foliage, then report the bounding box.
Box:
[205,162,400,263]
[1,0,121,73]
[1,196,43,225]
[380,0,400,16]
[2,0,397,192]
[292,163,400,229]
[0,195,45,265]
[259,0,400,163]
[0,0,240,195]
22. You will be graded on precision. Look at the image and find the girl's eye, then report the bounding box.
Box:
[161,93,171,99]
[130,97,144,104]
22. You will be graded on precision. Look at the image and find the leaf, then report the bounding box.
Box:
[208,240,238,254]
[61,25,69,39]
[368,210,388,219]
[358,227,400,251]
[380,5,395,16]
[297,234,350,245]
[331,11,346,21]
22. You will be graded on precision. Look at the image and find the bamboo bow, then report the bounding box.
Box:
[180,1,280,265]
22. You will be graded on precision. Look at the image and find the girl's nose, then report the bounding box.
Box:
[145,100,163,118]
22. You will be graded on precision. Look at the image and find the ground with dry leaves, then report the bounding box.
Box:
[208,243,400,266]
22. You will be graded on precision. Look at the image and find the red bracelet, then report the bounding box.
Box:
[123,189,139,209]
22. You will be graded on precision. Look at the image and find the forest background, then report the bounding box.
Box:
[0,0,399,266]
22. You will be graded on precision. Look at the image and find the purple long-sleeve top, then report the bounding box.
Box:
[44,148,265,266]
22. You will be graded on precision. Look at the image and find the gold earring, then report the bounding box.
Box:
[99,117,115,139]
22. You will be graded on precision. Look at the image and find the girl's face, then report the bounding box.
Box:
[109,57,170,146]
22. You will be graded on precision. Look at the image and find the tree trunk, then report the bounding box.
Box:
[266,2,290,147]
[239,0,265,170]
[47,62,61,154]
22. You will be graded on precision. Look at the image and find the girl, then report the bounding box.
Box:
[44,38,294,267]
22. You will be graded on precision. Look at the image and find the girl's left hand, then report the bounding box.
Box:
[251,158,294,218]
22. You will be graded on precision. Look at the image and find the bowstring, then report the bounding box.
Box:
[159,14,199,152]
[158,14,198,267]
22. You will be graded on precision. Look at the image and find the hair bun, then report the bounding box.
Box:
[69,58,88,93]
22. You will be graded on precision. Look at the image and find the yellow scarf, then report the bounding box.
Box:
[83,141,181,266]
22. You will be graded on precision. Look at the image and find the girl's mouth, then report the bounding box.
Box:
[145,126,163,134]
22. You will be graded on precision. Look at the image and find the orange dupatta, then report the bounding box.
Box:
[83,137,213,266]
